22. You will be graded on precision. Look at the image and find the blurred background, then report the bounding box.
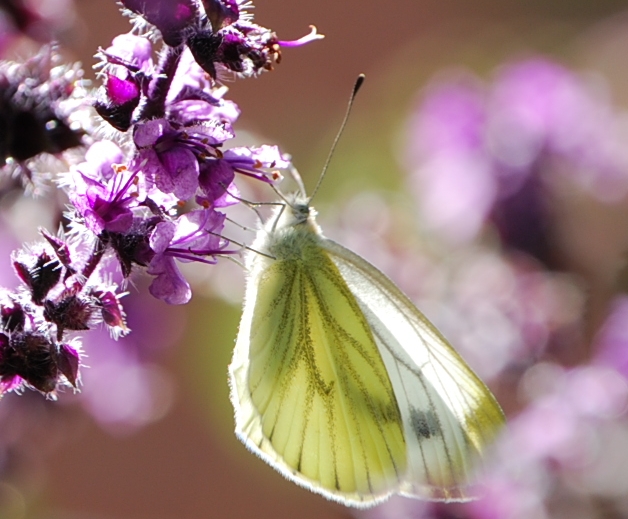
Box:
[3,0,628,518]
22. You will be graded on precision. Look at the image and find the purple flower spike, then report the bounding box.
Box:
[407,57,628,257]
[121,0,198,47]
[0,0,323,422]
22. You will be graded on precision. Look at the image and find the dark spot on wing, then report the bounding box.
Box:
[410,408,441,439]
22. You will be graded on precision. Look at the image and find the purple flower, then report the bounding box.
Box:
[169,97,239,127]
[134,119,199,200]
[0,0,313,424]
[94,33,156,131]
[198,20,323,78]
[69,142,143,235]
[146,248,192,305]
[98,33,153,108]
[104,33,154,72]
[135,118,214,200]
[78,140,125,182]
[147,209,229,304]
[197,145,288,206]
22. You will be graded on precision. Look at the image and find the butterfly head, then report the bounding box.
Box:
[250,193,321,265]
[261,193,321,240]
[288,193,313,225]
[265,192,314,229]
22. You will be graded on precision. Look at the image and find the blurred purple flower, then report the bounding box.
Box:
[0,45,85,177]
[352,57,628,519]
[0,0,76,55]
[406,59,628,266]
[76,279,185,432]
[406,74,495,246]
[592,295,628,380]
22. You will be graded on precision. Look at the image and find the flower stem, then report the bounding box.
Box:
[137,45,183,121]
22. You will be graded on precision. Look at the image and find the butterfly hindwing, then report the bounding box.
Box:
[323,238,505,501]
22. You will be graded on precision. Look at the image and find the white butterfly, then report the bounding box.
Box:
[229,192,505,508]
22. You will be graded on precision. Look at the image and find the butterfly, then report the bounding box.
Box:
[228,190,505,508]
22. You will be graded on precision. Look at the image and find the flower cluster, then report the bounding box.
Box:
[0,0,321,398]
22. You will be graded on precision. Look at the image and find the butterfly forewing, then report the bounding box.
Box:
[232,227,408,505]
[323,239,505,501]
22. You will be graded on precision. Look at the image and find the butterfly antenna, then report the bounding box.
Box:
[309,73,365,202]
[219,182,284,223]
[206,230,276,260]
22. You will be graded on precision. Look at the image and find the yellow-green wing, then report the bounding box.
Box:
[323,239,505,501]
[230,243,407,506]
